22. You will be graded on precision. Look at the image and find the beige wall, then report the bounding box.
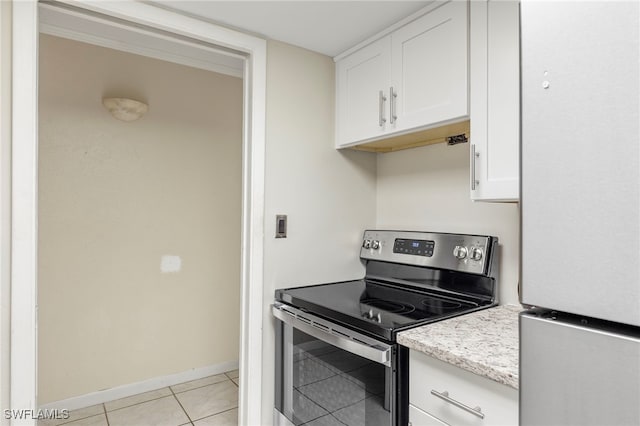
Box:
[376,142,520,304]
[259,40,520,424]
[0,1,12,422]
[38,35,243,403]
[261,40,377,423]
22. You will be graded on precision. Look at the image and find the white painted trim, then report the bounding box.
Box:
[239,39,267,426]
[55,0,263,55]
[38,2,244,78]
[39,23,243,78]
[39,361,239,411]
[0,2,13,426]
[11,1,266,425]
[11,2,39,425]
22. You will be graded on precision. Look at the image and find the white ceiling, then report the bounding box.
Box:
[153,1,431,57]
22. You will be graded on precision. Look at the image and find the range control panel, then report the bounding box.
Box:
[392,238,435,257]
[360,230,497,276]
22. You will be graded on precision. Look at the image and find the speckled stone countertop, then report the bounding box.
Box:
[397,304,522,390]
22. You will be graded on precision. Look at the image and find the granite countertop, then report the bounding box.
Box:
[397,304,522,389]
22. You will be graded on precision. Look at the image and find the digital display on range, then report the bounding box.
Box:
[393,238,435,257]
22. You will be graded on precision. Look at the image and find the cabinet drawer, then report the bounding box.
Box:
[410,350,518,426]
[409,404,448,426]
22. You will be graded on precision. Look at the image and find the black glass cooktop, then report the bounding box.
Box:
[275,279,489,342]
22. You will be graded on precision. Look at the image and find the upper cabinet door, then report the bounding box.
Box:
[336,37,391,148]
[470,0,520,202]
[390,1,469,133]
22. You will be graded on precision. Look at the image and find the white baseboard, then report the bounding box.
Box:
[39,360,239,411]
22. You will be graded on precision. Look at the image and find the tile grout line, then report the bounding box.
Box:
[49,373,237,426]
[189,405,239,424]
[172,381,226,395]
[105,393,172,413]
[173,377,239,424]
[102,403,110,426]
[169,385,194,425]
[230,377,239,388]
[46,407,102,426]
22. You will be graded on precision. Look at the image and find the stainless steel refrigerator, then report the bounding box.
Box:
[520,1,640,425]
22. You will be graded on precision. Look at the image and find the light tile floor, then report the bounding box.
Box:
[39,370,239,426]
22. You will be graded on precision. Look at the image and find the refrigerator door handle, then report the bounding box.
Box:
[430,389,485,419]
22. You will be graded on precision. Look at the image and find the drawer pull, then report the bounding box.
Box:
[430,390,485,419]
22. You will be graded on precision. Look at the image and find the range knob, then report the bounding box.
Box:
[453,245,468,260]
[362,239,372,249]
[371,240,380,250]
[470,247,483,261]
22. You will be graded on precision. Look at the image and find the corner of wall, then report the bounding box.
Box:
[262,39,377,426]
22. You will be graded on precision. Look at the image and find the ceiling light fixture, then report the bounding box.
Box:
[102,97,148,122]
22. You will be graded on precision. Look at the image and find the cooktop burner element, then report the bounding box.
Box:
[275,230,498,342]
[277,279,491,341]
[360,298,416,314]
[421,298,463,311]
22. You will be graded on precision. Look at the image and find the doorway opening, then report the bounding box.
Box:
[10,2,266,424]
[38,31,243,422]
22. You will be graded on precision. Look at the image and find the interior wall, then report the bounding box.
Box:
[376,142,520,305]
[0,1,12,422]
[261,40,377,424]
[38,34,243,403]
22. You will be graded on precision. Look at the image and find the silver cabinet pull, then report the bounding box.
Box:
[389,86,397,124]
[379,90,387,127]
[430,390,485,419]
[471,144,480,190]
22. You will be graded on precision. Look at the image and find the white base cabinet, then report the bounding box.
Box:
[469,0,520,201]
[409,350,518,426]
[409,404,448,426]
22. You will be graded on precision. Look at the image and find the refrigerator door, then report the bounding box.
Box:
[520,311,640,426]
[520,1,640,326]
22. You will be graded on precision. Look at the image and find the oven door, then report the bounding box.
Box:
[273,302,407,426]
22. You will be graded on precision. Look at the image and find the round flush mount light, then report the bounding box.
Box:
[102,97,148,122]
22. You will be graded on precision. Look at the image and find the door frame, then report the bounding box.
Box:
[10,1,266,424]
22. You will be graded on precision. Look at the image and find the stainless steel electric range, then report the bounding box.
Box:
[273,230,499,426]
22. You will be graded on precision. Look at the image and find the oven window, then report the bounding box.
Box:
[277,324,392,426]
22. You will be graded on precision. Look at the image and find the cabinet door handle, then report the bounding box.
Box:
[389,86,397,124]
[471,144,480,191]
[379,90,387,127]
[430,389,485,419]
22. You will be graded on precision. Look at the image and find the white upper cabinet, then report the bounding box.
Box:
[469,0,520,201]
[391,1,468,133]
[336,37,391,145]
[336,1,469,149]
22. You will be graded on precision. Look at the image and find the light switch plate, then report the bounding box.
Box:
[275,215,287,238]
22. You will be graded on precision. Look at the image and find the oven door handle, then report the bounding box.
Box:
[272,303,392,367]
